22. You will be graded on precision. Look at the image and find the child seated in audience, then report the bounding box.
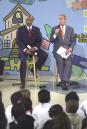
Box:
[42,104,63,129]
[5,91,23,125]
[43,104,71,129]
[0,91,7,129]
[10,103,34,129]
[65,91,83,129]
[32,89,53,129]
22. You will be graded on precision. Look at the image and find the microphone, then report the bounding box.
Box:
[54,26,60,35]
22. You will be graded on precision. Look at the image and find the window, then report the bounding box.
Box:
[12,11,23,24]
[4,40,10,47]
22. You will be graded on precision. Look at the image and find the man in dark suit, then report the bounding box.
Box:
[50,14,76,90]
[16,15,48,88]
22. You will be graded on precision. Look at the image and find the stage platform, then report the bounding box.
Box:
[0,74,87,108]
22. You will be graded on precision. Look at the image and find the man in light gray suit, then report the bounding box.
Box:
[50,14,76,90]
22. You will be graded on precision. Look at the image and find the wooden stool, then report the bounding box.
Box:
[26,55,37,85]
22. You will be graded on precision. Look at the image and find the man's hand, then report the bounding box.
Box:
[66,48,72,55]
[54,28,60,36]
[25,49,31,55]
[23,47,36,55]
[29,47,36,55]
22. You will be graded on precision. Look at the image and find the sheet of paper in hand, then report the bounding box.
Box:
[56,46,71,59]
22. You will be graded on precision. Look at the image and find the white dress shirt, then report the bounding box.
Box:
[60,25,66,36]
[26,25,32,31]
[77,100,87,118]
[5,105,14,123]
[32,102,53,129]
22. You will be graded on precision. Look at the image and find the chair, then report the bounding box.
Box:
[26,55,37,85]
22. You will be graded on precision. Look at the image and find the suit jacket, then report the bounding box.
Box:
[16,25,42,51]
[50,25,76,55]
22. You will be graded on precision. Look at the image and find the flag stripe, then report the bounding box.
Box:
[41,39,50,49]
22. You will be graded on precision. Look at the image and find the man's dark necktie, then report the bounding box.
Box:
[29,28,31,38]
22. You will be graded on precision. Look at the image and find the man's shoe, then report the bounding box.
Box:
[61,80,68,90]
[56,81,62,87]
[62,86,68,90]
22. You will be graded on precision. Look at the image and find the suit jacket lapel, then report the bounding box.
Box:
[64,25,68,42]
[31,26,35,35]
[56,25,63,42]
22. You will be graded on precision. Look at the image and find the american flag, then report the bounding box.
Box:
[41,38,50,50]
